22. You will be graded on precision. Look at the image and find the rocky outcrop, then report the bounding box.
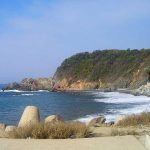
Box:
[18,106,40,128]
[44,115,64,124]
[4,77,55,91]
[88,116,106,127]
[133,82,150,96]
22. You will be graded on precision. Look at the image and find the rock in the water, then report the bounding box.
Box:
[88,116,106,127]
[5,126,17,132]
[18,106,40,127]
[44,115,64,124]
[0,123,6,130]
[115,115,126,125]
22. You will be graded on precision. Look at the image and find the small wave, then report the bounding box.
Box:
[3,90,24,93]
[3,90,49,93]
[21,94,34,96]
[94,92,150,104]
[76,91,150,123]
[77,103,150,123]
[13,93,35,97]
[76,114,98,123]
[37,90,49,92]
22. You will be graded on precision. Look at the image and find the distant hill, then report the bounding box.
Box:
[54,49,150,90]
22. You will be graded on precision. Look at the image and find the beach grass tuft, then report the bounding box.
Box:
[9,122,91,139]
[111,129,138,136]
[116,112,150,127]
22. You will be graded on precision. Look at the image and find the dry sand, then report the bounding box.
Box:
[0,135,146,150]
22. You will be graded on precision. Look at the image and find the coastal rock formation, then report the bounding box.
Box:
[54,49,150,90]
[4,77,55,91]
[18,106,40,127]
[88,116,106,127]
[44,115,64,124]
[5,126,17,132]
[133,82,150,96]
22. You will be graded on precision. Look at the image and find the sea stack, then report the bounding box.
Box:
[18,106,40,128]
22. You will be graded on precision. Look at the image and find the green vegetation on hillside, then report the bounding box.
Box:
[55,49,150,88]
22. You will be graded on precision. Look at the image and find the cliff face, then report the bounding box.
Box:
[5,77,55,91]
[54,49,150,90]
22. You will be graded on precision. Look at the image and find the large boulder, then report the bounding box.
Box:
[44,115,64,124]
[18,106,40,127]
[5,126,17,132]
[88,116,106,127]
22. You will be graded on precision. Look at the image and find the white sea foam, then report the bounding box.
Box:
[3,90,49,93]
[21,94,34,96]
[77,114,98,123]
[3,90,24,93]
[94,92,150,104]
[37,90,49,92]
[77,91,150,123]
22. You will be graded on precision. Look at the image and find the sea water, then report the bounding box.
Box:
[0,85,150,125]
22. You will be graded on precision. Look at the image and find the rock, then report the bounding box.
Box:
[5,126,17,132]
[4,82,21,90]
[134,82,150,96]
[4,77,55,91]
[88,116,106,127]
[0,123,6,130]
[115,115,126,125]
[18,106,40,127]
[44,115,64,124]
[106,121,114,126]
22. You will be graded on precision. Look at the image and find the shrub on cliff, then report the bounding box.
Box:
[54,49,150,88]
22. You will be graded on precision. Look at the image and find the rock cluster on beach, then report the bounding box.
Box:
[0,106,68,138]
[0,106,116,138]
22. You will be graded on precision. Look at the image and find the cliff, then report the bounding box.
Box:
[54,49,150,90]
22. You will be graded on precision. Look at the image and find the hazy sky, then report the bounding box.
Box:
[0,0,150,83]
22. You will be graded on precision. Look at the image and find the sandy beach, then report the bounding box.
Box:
[0,135,146,150]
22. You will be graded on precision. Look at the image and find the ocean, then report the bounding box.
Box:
[0,84,150,125]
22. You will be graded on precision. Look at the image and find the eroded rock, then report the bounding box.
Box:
[18,106,40,127]
[88,116,106,127]
[44,115,64,124]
